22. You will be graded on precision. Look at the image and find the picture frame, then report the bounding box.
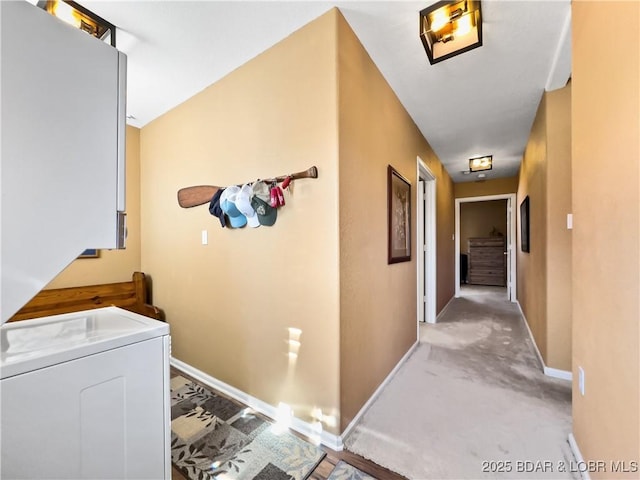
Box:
[387,165,411,264]
[78,249,99,258]
[520,196,530,253]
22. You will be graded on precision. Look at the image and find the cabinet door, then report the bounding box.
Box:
[1,2,126,321]
[1,336,169,479]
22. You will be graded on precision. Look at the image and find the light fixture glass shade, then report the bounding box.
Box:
[38,0,116,47]
[420,0,482,65]
[469,155,493,172]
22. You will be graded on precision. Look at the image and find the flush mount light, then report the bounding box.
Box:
[420,0,482,65]
[38,0,116,47]
[469,155,492,172]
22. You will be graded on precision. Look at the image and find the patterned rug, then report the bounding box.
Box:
[171,376,325,480]
[326,461,376,480]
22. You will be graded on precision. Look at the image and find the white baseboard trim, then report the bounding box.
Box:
[516,301,545,369]
[516,301,572,382]
[436,295,456,321]
[568,433,591,480]
[544,366,572,381]
[170,357,344,451]
[340,340,419,443]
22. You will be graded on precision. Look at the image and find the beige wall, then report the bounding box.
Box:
[336,11,454,431]
[572,1,640,472]
[517,84,572,372]
[140,7,455,437]
[436,169,456,311]
[545,86,572,371]
[460,200,507,255]
[517,93,548,362]
[455,176,518,198]
[141,11,341,432]
[45,126,142,288]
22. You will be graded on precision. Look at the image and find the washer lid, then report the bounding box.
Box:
[1,306,169,379]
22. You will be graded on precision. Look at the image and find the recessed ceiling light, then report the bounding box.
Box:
[477,173,486,178]
[461,170,471,175]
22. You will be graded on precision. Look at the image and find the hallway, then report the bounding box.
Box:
[344,286,576,479]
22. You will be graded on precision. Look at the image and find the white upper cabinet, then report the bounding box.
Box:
[1,1,127,323]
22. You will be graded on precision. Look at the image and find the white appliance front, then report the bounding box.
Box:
[0,307,170,479]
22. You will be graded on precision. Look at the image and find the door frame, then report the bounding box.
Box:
[417,157,437,324]
[455,194,517,301]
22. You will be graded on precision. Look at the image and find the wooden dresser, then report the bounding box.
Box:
[468,237,506,286]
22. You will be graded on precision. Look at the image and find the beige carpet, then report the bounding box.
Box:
[344,286,577,480]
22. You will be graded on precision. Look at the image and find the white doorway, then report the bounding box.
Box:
[417,157,436,324]
[454,194,517,301]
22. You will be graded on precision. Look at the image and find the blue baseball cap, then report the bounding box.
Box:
[220,186,247,228]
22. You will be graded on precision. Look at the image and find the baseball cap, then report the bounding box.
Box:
[235,184,260,228]
[251,181,277,226]
[252,180,271,203]
[208,188,227,228]
[220,186,247,228]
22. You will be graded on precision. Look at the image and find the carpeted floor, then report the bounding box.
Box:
[344,286,577,479]
[171,375,325,480]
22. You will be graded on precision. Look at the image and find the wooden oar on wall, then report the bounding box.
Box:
[177,166,318,208]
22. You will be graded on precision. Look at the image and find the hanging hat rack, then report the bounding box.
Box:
[176,166,318,209]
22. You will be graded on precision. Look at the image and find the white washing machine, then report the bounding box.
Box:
[0,306,171,479]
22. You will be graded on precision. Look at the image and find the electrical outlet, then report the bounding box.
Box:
[578,366,585,396]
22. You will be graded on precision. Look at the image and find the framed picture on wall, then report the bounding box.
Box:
[520,196,530,253]
[388,165,411,264]
[78,249,99,258]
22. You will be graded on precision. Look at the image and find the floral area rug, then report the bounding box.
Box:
[171,375,325,480]
[326,461,377,480]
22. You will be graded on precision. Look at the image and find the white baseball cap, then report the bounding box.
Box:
[235,184,260,228]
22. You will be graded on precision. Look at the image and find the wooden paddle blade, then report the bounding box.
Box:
[177,185,220,208]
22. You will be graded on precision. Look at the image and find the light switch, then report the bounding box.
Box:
[567,213,573,230]
[201,230,208,245]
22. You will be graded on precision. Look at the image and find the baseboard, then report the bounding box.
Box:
[516,301,545,369]
[436,295,456,321]
[170,357,344,451]
[568,433,591,480]
[341,340,419,442]
[544,366,572,381]
[516,301,572,382]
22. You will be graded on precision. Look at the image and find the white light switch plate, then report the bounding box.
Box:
[201,230,208,245]
[578,366,585,395]
[567,214,573,230]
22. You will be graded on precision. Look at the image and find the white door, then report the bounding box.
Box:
[417,180,426,323]
[417,157,437,324]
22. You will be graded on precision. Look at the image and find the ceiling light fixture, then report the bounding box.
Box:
[38,0,116,47]
[469,155,492,172]
[420,0,482,65]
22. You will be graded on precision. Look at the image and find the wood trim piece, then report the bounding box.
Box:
[8,272,162,321]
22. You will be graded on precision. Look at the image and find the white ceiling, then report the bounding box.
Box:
[80,0,572,183]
